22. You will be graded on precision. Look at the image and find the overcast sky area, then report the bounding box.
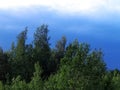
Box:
[0,0,120,69]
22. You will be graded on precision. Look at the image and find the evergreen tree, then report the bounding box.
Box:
[9,28,30,81]
[33,24,51,78]
[0,47,9,83]
[55,36,67,65]
[46,41,106,90]
[29,62,43,90]
[0,25,120,90]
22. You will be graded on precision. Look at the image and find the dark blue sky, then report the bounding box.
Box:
[0,2,120,69]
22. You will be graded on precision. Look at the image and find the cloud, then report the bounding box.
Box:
[1,3,120,69]
[1,6,120,38]
[0,0,120,15]
[0,1,120,50]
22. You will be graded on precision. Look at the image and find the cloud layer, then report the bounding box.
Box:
[0,0,120,15]
[0,6,120,40]
[0,0,120,69]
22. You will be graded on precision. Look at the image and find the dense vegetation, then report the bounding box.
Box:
[0,24,120,90]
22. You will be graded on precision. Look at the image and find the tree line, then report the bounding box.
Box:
[0,24,120,90]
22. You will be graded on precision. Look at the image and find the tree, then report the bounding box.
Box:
[0,47,9,83]
[10,76,28,90]
[55,36,66,53]
[48,36,67,74]
[33,24,51,78]
[55,36,67,64]
[9,28,30,81]
[15,28,27,60]
[46,41,106,90]
[29,62,43,90]
[1,25,118,89]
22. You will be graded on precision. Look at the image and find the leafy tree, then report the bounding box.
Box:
[29,62,43,90]
[48,36,67,75]
[112,73,120,90]
[46,41,106,90]
[10,76,28,90]
[0,25,120,90]
[55,36,67,65]
[0,81,4,90]
[0,47,9,83]
[9,28,31,81]
[33,24,51,78]
[55,36,66,55]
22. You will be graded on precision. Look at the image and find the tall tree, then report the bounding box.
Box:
[55,36,67,60]
[9,28,29,80]
[55,36,66,53]
[33,24,51,78]
[29,62,43,90]
[0,47,9,83]
[46,41,106,90]
[16,28,27,59]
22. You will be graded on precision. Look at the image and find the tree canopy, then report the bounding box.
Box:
[0,25,119,90]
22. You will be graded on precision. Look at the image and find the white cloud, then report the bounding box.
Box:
[0,0,120,14]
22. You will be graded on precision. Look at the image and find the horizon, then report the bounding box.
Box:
[0,0,120,69]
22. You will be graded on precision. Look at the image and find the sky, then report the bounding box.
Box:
[0,0,120,69]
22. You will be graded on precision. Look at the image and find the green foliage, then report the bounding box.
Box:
[45,41,106,90]
[11,76,28,90]
[49,36,67,74]
[55,36,66,53]
[33,24,51,78]
[9,28,32,82]
[0,25,120,90]
[0,81,4,90]
[0,47,9,83]
[29,62,43,90]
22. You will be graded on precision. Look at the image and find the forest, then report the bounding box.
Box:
[0,24,120,90]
